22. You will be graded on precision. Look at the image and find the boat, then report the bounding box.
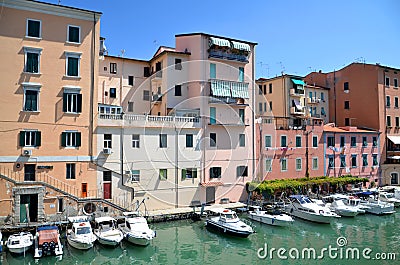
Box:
[329,199,359,217]
[284,195,340,224]
[378,192,400,207]
[33,226,63,258]
[355,192,396,215]
[339,195,367,214]
[93,216,124,247]
[0,231,2,253]
[205,208,254,238]
[118,212,156,246]
[67,216,97,250]
[6,231,34,254]
[248,206,294,226]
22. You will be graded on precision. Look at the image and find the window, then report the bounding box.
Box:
[67,25,80,43]
[263,102,267,112]
[65,52,81,77]
[239,67,244,82]
[57,198,64,213]
[394,78,398,88]
[181,168,197,180]
[391,173,399,185]
[258,85,262,95]
[143,90,150,101]
[26,19,41,38]
[269,101,273,111]
[281,158,287,171]
[130,170,140,182]
[394,97,399,108]
[175,85,182,96]
[340,155,346,168]
[340,136,345,147]
[61,131,81,147]
[239,134,245,147]
[280,135,287,147]
[210,167,221,178]
[372,154,378,166]
[265,135,272,148]
[386,96,391,107]
[210,107,216,124]
[327,136,335,147]
[387,116,392,127]
[210,133,217,147]
[259,103,263,113]
[63,91,82,113]
[312,158,318,170]
[128,102,134,112]
[344,82,349,91]
[321,107,326,116]
[312,136,318,147]
[295,135,302,147]
[239,109,245,124]
[144,67,150,77]
[345,118,350,126]
[385,77,390,87]
[210,63,216,79]
[351,155,357,168]
[159,169,167,180]
[23,85,40,111]
[186,134,193,148]
[328,156,334,168]
[372,136,377,147]
[104,134,112,148]
[362,136,367,147]
[19,130,41,147]
[296,158,302,171]
[159,134,167,148]
[344,101,350,109]
[350,136,356,147]
[362,154,368,167]
[109,88,117,98]
[236,166,248,177]
[98,104,122,115]
[132,134,140,148]
[66,163,76,179]
[175,58,182,70]
[263,85,266,95]
[110,63,117,74]
[103,171,112,181]
[24,47,42,73]
[269,83,272,93]
[265,159,272,172]
[396,117,400,127]
[128,76,134,86]
[321,92,325,101]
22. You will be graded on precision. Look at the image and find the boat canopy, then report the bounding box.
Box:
[38,229,59,245]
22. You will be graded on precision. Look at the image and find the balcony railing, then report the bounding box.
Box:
[307,97,320,104]
[290,106,305,115]
[208,49,249,63]
[290,88,305,96]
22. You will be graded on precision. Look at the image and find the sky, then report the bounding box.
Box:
[44,0,399,78]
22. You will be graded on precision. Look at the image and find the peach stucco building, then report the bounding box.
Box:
[0,0,101,223]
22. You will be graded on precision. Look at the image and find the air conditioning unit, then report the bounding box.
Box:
[103,148,112,155]
[22,149,32,156]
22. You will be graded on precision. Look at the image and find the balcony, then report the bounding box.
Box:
[209,96,248,106]
[208,49,249,63]
[152,94,162,103]
[290,106,305,115]
[209,118,250,127]
[290,88,305,97]
[98,113,200,128]
[151,70,162,80]
[307,97,320,104]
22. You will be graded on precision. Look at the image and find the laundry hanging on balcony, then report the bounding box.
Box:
[292,99,303,111]
[211,80,231,97]
[230,82,249,99]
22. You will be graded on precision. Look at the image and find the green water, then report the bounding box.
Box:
[1,211,399,265]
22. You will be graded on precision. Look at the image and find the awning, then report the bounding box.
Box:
[231,41,251,52]
[209,37,230,48]
[388,156,400,159]
[292,99,302,111]
[201,181,224,187]
[211,80,231,97]
[388,135,400,145]
[231,82,249,99]
[291,79,305,86]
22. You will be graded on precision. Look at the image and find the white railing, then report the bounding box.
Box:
[99,113,200,125]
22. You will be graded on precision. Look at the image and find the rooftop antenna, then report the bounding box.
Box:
[58,0,61,4]
[278,61,285,75]
[120,49,125,57]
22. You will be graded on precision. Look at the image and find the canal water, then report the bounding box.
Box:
[1,210,399,265]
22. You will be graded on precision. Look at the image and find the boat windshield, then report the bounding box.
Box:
[224,213,237,219]
[76,227,91,235]
[298,197,312,204]
[385,194,394,198]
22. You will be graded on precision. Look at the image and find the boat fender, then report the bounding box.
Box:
[224,228,226,233]
[154,231,157,237]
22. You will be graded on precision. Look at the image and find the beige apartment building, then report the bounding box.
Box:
[0,0,101,223]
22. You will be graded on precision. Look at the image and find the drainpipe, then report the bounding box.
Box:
[252,47,256,182]
[89,13,96,162]
[333,70,337,126]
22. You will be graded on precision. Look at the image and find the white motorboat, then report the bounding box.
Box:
[378,192,400,207]
[6,231,34,254]
[33,226,63,258]
[205,208,254,238]
[93,216,124,247]
[355,192,396,215]
[284,195,340,224]
[118,212,155,246]
[329,199,359,217]
[339,195,367,214]
[67,216,97,250]
[248,206,294,227]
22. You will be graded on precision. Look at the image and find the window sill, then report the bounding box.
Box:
[25,36,42,40]
[22,110,40,113]
[23,72,42,76]
[64,147,79,149]
[64,112,81,115]
[64,75,81,79]
[65,41,81,45]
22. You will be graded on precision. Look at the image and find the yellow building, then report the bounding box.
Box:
[0,0,101,223]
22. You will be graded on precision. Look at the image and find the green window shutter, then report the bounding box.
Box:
[76,132,81,147]
[61,132,67,147]
[19,131,26,147]
[210,63,216,79]
[36,131,41,146]
[181,169,186,181]
[193,169,197,178]
[63,93,68,112]
[77,94,82,113]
